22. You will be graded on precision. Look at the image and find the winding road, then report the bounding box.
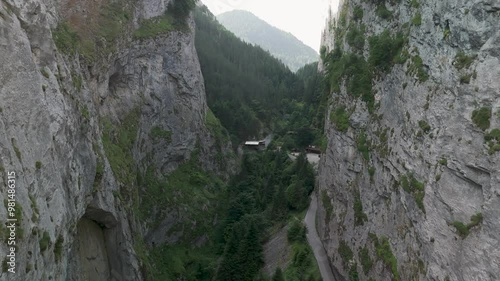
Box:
[304,192,345,281]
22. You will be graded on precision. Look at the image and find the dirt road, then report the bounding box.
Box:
[304,193,345,281]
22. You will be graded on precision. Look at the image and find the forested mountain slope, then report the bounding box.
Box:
[217,10,319,72]
[195,7,325,146]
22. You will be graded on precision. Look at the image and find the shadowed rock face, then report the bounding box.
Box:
[317,0,500,280]
[0,0,234,280]
[69,218,111,281]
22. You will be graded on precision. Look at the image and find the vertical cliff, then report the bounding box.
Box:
[317,0,500,280]
[0,0,234,280]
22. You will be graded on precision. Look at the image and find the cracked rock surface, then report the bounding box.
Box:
[0,0,234,280]
[317,0,500,280]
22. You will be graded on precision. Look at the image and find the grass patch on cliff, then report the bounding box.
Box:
[321,190,333,222]
[418,120,431,134]
[368,30,407,73]
[52,22,80,55]
[29,193,39,222]
[407,54,429,82]
[134,0,197,39]
[54,235,64,263]
[330,106,350,132]
[353,5,364,21]
[133,14,174,39]
[370,234,399,281]
[11,138,22,161]
[376,238,399,281]
[72,71,83,92]
[454,51,476,70]
[353,189,368,226]
[338,240,354,268]
[400,174,425,213]
[485,129,500,154]
[471,107,491,131]
[324,50,374,112]
[411,13,422,26]
[101,108,141,204]
[368,166,376,182]
[451,221,469,238]
[451,213,483,238]
[356,130,371,161]
[375,128,390,158]
[359,246,373,274]
[376,4,393,20]
[150,126,172,143]
[52,3,132,62]
[39,231,51,252]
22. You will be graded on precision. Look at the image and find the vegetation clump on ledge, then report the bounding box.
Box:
[485,128,500,154]
[359,246,373,274]
[471,107,491,131]
[418,120,431,134]
[369,234,400,281]
[353,189,368,226]
[338,240,354,268]
[376,4,393,20]
[325,49,375,111]
[53,3,131,62]
[134,0,197,38]
[451,213,483,238]
[356,130,371,161]
[454,51,477,70]
[346,24,366,52]
[368,30,407,73]
[150,126,173,143]
[407,54,429,82]
[133,15,174,39]
[400,174,425,213]
[412,13,422,26]
[39,231,51,252]
[330,106,350,132]
[321,190,334,222]
[438,158,448,166]
[52,22,79,55]
[353,5,364,21]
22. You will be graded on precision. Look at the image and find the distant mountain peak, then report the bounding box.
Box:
[217,10,318,72]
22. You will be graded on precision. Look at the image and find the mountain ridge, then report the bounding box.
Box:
[217,10,318,72]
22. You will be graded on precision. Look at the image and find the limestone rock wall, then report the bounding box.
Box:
[0,0,233,280]
[317,0,500,280]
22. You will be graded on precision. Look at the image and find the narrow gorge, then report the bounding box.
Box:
[0,0,498,280]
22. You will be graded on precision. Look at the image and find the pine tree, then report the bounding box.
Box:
[272,268,285,281]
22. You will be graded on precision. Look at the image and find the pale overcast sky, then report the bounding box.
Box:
[200,0,340,52]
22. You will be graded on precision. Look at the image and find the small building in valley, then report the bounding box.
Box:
[244,140,266,150]
[305,145,321,154]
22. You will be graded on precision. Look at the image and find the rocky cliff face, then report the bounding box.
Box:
[0,0,233,280]
[317,0,500,280]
